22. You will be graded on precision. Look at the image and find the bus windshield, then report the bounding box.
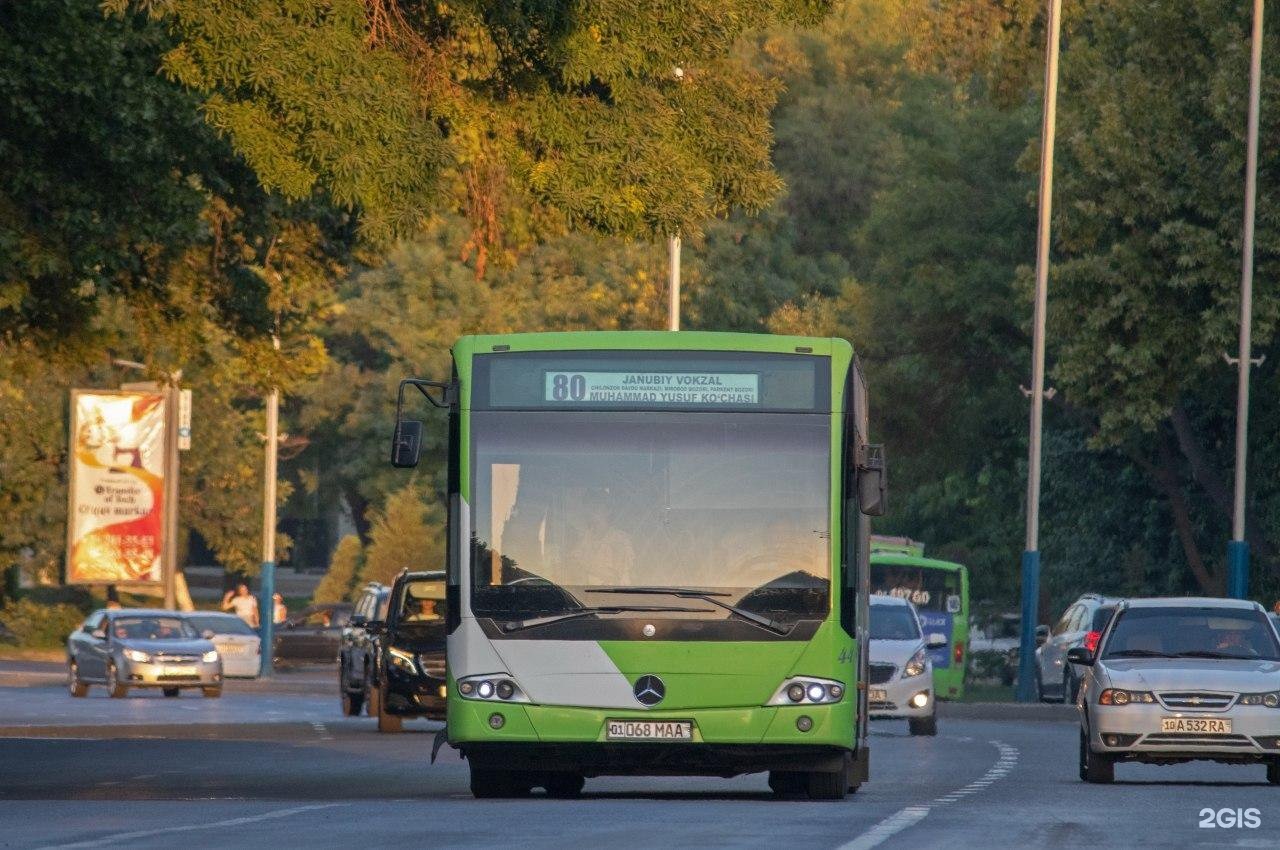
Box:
[471,410,830,624]
[870,564,961,613]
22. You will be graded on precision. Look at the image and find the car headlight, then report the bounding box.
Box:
[767,677,844,706]
[1098,688,1155,705]
[1239,692,1280,708]
[456,674,530,703]
[387,647,418,675]
[201,650,219,663]
[123,649,150,663]
[903,648,929,679]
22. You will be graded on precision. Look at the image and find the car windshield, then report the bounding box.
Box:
[870,605,921,640]
[112,616,195,640]
[398,579,446,624]
[470,410,830,625]
[1103,607,1280,660]
[185,615,255,636]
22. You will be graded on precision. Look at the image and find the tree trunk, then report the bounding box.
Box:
[1169,401,1276,569]
[1150,434,1220,595]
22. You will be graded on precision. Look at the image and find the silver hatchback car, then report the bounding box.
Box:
[1073,597,1280,783]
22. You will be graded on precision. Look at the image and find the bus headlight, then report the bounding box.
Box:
[456,674,530,703]
[903,649,928,678]
[767,677,845,706]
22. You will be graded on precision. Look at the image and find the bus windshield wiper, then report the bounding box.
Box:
[587,586,790,636]
[500,605,713,633]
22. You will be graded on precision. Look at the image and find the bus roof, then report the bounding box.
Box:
[454,331,853,358]
[870,550,967,573]
[869,535,924,556]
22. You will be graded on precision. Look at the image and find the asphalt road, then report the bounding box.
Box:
[0,678,1277,849]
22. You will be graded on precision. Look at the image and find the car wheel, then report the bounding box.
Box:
[909,711,938,736]
[202,687,222,699]
[162,687,181,698]
[1079,728,1114,783]
[1267,758,1280,785]
[376,687,403,733]
[106,663,128,699]
[543,773,585,798]
[67,660,88,698]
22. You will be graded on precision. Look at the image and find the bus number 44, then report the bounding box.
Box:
[838,648,853,664]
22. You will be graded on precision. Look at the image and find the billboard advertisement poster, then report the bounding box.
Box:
[66,390,167,585]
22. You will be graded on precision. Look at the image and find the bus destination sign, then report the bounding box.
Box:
[544,371,759,405]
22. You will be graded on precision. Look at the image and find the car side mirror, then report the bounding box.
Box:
[1066,646,1094,666]
[391,420,424,469]
[1035,624,1050,646]
[926,633,947,650]
[856,443,887,517]
[92,627,107,640]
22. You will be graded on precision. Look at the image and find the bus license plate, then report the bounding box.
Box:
[869,688,887,702]
[606,720,693,741]
[1160,717,1231,734]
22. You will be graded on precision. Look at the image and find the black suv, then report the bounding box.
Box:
[339,570,446,732]
[1034,593,1123,703]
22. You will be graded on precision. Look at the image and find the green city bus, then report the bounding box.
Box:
[869,537,969,700]
[391,332,886,800]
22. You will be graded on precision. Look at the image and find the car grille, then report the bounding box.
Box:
[1142,733,1254,747]
[869,663,896,685]
[1157,692,1235,711]
[157,674,200,682]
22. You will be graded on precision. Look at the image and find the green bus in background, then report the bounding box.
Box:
[869,537,969,700]
[391,331,887,800]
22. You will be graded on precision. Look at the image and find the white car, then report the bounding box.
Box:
[869,596,947,735]
[1075,597,1280,784]
[183,612,261,678]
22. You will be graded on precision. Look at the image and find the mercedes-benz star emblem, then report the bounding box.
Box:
[633,675,665,706]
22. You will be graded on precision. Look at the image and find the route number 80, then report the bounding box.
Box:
[551,373,587,401]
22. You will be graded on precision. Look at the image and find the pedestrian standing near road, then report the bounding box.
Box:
[222,583,259,627]
[273,592,287,624]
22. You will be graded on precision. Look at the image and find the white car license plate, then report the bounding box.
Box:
[163,665,197,676]
[869,688,887,702]
[1160,717,1232,734]
[605,720,693,741]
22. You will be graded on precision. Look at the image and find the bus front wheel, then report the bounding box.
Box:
[805,768,848,801]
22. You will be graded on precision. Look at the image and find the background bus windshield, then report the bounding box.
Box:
[470,410,830,622]
[870,565,959,613]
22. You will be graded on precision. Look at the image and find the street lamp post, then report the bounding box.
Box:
[1016,0,1063,702]
[259,336,281,677]
[1228,0,1265,601]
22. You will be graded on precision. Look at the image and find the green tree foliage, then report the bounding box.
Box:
[360,482,443,586]
[110,0,833,248]
[313,534,363,603]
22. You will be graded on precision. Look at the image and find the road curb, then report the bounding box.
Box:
[939,701,1076,722]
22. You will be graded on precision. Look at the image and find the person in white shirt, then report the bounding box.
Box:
[221,583,259,627]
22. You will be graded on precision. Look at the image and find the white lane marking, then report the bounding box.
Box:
[836,739,1019,850]
[38,803,346,849]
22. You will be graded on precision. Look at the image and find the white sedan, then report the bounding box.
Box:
[869,595,947,735]
[184,612,261,678]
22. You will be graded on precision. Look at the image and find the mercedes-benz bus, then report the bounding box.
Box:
[870,537,969,700]
[391,332,886,800]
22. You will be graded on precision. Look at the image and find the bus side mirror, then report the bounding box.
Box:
[391,420,424,468]
[857,443,887,517]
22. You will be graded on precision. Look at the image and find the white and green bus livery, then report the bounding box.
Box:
[391,332,886,800]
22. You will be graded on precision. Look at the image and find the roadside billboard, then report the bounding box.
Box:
[66,390,167,585]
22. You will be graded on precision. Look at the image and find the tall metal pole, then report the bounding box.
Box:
[259,338,280,677]
[667,234,681,331]
[163,378,180,610]
[1229,0,1265,600]
[1017,0,1063,702]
